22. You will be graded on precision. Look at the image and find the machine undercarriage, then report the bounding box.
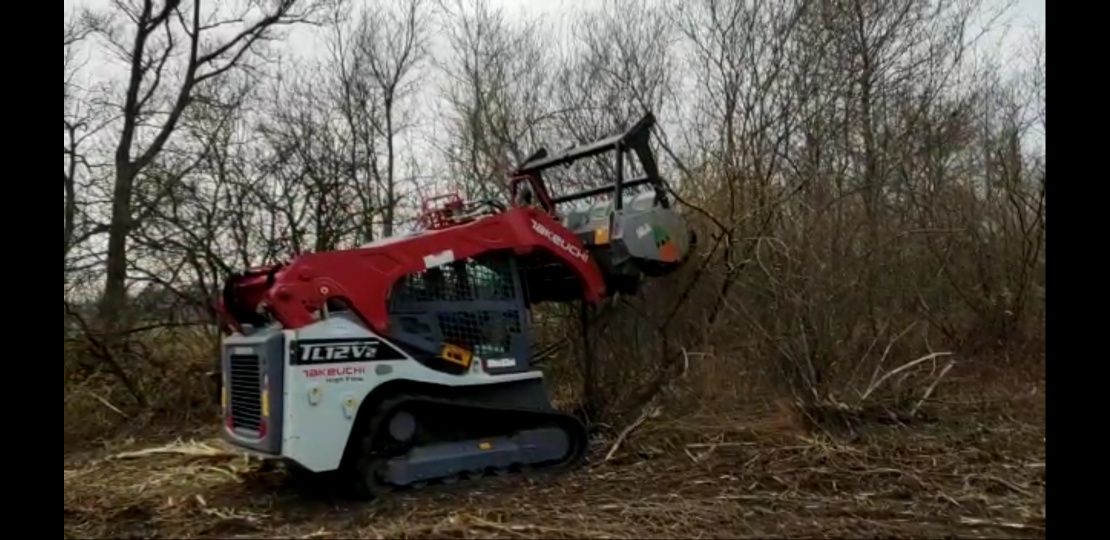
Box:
[350,390,588,496]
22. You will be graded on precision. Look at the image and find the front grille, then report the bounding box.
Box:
[228,354,262,433]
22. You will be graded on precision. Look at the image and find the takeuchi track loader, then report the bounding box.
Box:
[216,113,694,497]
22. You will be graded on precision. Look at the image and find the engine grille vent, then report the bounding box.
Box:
[228,354,262,433]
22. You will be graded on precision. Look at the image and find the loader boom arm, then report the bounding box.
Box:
[219,207,605,334]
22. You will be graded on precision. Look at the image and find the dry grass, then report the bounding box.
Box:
[63,370,1044,539]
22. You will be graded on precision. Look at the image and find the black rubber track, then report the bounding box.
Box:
[343,392,588,499]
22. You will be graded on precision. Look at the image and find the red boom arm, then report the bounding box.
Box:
[220,207,605,333]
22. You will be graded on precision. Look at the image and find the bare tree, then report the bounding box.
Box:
[534,0,680,200]
[556,0,676,142]
[320,0,428,241]
[355,0,428,236]
[325,7,379,243]
[438,0,555,202]
[129,71,261,332]
[85,0,327,323]
[255,58,365,253]
[64,20,89,274]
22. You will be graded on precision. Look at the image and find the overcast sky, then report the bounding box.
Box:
[65,0,1045,66]
[65,0,1045,172]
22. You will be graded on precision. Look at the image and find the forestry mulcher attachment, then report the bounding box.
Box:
[216,113,692,497]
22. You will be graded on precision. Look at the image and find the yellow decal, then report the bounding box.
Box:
[440,343,473,368]
[262,391,270,417]
[593,227,610,245]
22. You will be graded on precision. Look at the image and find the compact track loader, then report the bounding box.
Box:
[216,112,693,497]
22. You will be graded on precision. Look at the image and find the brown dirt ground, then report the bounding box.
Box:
[64,376,1044,539]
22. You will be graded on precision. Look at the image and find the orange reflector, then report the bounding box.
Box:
[594,227,610,245]
[479,441,493,450]
[262,374,270,417]
[440,343,473,368]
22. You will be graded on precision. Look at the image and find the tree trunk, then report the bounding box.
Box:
[99,164,136,324]
[63,172,76,265]
[383,97,395,237]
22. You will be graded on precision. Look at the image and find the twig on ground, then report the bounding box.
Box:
[85,390,129,418]
[686,442,756,448]
[967,473,1035,497]
[863,322,919,395]
[911,357,957,415]
[959,516,1044,531]
[110,439,229,460]
[683,447,700,463]
[462,513,607,537]
[605,405,662,461]
[861,352,953,402]
[936,490,962,507]
[200,506,268,523]
[200,465,245,483]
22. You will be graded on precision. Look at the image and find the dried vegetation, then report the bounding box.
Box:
[64,363,1044,539]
